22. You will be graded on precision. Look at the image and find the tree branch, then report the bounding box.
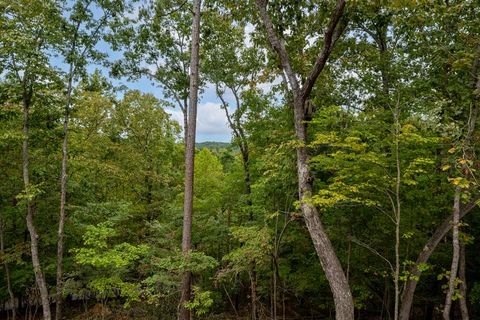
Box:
[299,0,347,101]
[351,236,394,273]
[255,0,300,95]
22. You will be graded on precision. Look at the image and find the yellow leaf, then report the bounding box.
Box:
[448,177,461,185]
[441,165,451,171]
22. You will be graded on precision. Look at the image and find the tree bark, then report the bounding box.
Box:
[458,244,469,320]
[0,216,16,320]
[255,1,353,319]
[393,101,401,320]
[443,188,461,320]
[178,0,201,319]
[294,98,354,320]
[23,92,52,320]
[183,97,188,146]
[443,187,461,320]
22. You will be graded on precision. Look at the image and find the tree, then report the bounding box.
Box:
[203,9,267,220]
[111,0,194,143]
[1,1,480,319]
[55,2,127,318]
[393,3,480,318]
[254,1,354,318]
[0,1,62,318]
[443,43,480,320]
[113,90,179,220]
[179,0,202,319]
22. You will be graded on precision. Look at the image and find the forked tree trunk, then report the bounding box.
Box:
[232,89,253,211]
[217,86,258,317]
[398,198,477,320]
[444,43,480,320]
[400,43,480,320]
[217,87,253,212]
[178,0,201,319]
[22,94,51,320]
[255,1,353,318]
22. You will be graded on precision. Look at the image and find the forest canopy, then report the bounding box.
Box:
[0,0,479,320]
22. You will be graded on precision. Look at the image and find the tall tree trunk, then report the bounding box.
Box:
[393,100,401,320]
[55,61,74,320]
[255,0,353,318]
[22,95,51,320]
[183,97,188,146]
[178,0,201,319]
[443,187,461,319]
[458,244,469,320]
[54,112,68,320]
[0,216,16,320]
[293,98,354,320]
[218,88,258,317]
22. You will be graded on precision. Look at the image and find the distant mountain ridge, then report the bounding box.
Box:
[196,141,231,150]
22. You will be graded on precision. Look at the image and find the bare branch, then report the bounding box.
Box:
[351,237,394,273]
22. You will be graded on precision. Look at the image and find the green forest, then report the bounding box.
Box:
[1,0,479,319]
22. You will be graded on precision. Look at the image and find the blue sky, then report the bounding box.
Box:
[54,2,234,143]
[76,58,233,142]
[110,72,234,143]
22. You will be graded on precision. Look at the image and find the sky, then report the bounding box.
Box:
[54,2,234,143]
[111,73,234,143]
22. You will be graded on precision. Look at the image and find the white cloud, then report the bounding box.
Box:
[165,102,232,141]
[198,102,231,135]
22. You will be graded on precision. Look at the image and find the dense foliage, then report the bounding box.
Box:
[0,0,479,319]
